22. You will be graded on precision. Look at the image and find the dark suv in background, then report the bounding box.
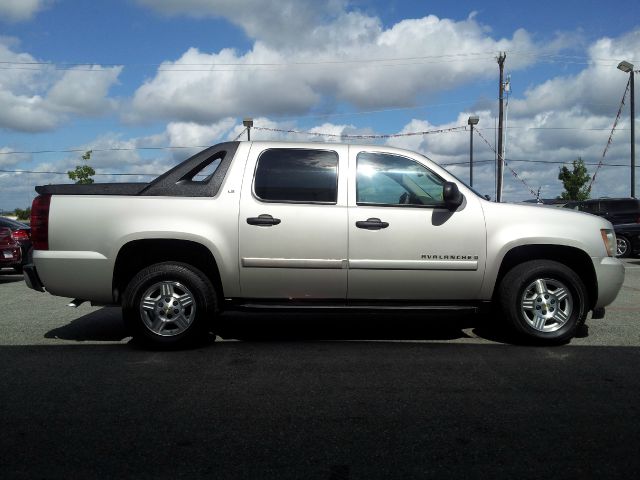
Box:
[562,198,640,225]
[613,223,640,258]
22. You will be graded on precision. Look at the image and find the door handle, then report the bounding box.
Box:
[247,214,281,226]
[355,217,389,230]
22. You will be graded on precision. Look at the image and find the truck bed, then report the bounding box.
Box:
[34,142,239,198]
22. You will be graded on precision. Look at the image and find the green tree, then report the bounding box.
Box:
[557,157,590,201]
[14,207,31,221]
[68,150,95,184]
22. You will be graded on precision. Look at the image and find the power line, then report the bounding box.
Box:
[252,125,466,139]
[473,127,539,198]
[3,158,636,178]
[587,75,631,192]
[232,127,248,141]
[0,145,212,155]
[0,51,539,68]
[0,124,629,159]
[3,124,631,157]
[0,51,636,72]
[0,168,157,176]
[0,126,468,158]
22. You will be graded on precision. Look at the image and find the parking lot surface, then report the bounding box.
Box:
[1,260,639,479]
[1,259,639,347]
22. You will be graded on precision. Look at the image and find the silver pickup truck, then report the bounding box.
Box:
[24,141,625,347]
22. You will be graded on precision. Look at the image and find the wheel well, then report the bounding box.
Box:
[494,245,598,309]
[112,239,223,304]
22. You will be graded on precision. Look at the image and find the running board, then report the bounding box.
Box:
[227,302,479,313]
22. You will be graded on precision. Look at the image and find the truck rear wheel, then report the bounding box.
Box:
[498,260,588,344]
[122,262,217,348]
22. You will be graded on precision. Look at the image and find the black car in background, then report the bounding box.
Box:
[614,223,640,258]
[0,217,32,272]
[562,198,640,225]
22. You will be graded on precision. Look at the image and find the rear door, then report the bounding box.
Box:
[346,148,487,301]
[238,145,348,299]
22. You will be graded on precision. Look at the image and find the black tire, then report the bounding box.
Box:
[122,262,217,349]
[616,236,631,258]
[13,265,23,274]
[498,260,588,344]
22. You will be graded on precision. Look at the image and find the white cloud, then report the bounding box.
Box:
[129,12,549,123]
[0,0,49,22]
[47,66,123,115]
[0,148,29,168]
[0,41,123,132]
[136,0,346,47]
[511,30,640,119]
[128,46,320,124]
[165,119,235,147]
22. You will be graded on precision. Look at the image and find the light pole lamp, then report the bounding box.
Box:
[243,118,254,141]
[617,61,635,198]
[468,115,479,187]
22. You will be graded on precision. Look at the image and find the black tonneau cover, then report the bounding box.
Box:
[36,183,147,195]
[35,142,239,198]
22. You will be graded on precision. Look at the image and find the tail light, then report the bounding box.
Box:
[31,194,51,250]
[11,229,30,242]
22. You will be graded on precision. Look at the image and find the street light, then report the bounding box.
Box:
[243,118,253,141]
[468,115,479,187]
[617,61,635,198]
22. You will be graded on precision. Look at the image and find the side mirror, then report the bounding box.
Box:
[443,182,463,211]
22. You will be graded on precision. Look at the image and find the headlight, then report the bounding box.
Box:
[601,229,616,257]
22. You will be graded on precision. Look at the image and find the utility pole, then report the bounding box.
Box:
[243,118,253,141]
[632,69,636,198]
[496,52,506,202]
[617,62,635,197]
[468,116,479,187]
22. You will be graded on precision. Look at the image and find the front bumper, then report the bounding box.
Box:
[592,256,625,309]
[23,264,45,292]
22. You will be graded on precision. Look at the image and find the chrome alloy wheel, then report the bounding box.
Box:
[616,238,628,256]
[139,281,196,336]
[520,278,573,333]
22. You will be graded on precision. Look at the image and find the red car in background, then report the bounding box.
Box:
[0,227,22,272]
[0,217,32,272]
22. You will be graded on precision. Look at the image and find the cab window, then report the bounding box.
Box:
[356,152,445,207]
[254,148,338,203]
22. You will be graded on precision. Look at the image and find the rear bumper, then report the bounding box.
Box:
[1,245,22,267]
[32,250,113,303]
[23,264,45,292]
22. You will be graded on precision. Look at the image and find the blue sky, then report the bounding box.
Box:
[1,0,639,210]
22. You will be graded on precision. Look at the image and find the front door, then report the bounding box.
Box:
[347,148,487,301]
[239,145,348,299]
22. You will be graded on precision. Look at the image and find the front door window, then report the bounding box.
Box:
[356,152,445,207]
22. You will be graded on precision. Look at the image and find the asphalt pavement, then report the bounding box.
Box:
[0,261,639,479]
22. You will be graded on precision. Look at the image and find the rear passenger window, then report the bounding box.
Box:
[254,149,338,203]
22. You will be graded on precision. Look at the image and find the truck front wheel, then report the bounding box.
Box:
[498,260,588,344]
[122,262,217,348]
